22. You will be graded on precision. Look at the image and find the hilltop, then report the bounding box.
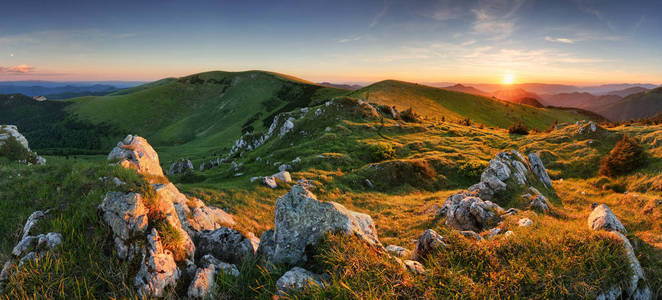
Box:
[349,80,599,130]
[595,87,662,121]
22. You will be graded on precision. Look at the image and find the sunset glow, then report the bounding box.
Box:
[502,73,515,85]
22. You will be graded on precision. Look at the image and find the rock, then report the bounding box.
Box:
[503,230,515,237]
[459,230,484,241]
[187,263,216,299]
[0,125,46,165]
[276,267,326,293]
[487,228,502,239]
[168,159,194,175]
[21,210,49,240]
[403,260,426,274]
[262,176,278,189]
[364,179,374,189]
[280,117,295,137]
[278,164,291,172]
[199,254,239,277]
[529,194,550,212]
[443,192,503,232]
[588,204,627,234]
[527,153,553,189]
[258,185,381,264]
[413,229,446,260]
[195,227,256,265]
[134,229,181,298]
[98,192,149,260]
[272,171,292,183]
[385,245,410,258]
[107,135,164,178]
[112,177,125,186]
[518,218,533,227]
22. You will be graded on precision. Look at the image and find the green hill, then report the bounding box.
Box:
[349,80,601,129]
[65,71,347,160]
[596,87,662,121]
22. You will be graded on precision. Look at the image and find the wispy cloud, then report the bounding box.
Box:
[370,0,389,28]
[0,64,36,74]
[338,36,362,43]
[545,36,574,44]
[470,0,525,40]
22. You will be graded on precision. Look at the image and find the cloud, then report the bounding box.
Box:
[0,64,35,74]
[545,36,574,44]
[338,36,362,43]
[470,0,525,40]
[370,0,389,28]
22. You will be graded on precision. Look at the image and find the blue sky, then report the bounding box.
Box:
[1,0,660,84]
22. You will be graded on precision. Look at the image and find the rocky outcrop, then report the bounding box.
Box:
[589,204,651,300]
[413,229,446,260]
[0,125,46,165]
[0,210,61,291]
[258,185,381,265]
[187,254,239,299]
[575,120,605,138]
[527,153,553,189]
[276,267,327,294]
[168,159,194,175]
[442,192,503,232]
[107,135,164,178]
[99,135,243,298]
[261,171,292,189]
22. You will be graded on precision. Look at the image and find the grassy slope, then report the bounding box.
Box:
[596,88,662,121]
[66,71,347,162]
[350,80,601,130]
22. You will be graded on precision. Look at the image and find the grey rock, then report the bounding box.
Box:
[98,192,149,260]
[385,245,410,258]
[518,218,533,227]
[196,227,256,265]
[443,192,503,232]
[413,229,446,260]
[276,267,326,294]
[107,135,164,178]
[21,210,48,240]
[404,260,425,274]
[527,152,553,189]
[530,194,550,212]
[258,185,381,264]
[459,230,484,241]
[262,176,278,189]
[134,229,181,298]
[168,159,194,175]
[588,204,627,234]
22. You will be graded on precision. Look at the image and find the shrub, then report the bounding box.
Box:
[368,142,396,162]
[599,135,647,177]
[400,107,421,123]
[458,118,472,126]
[0,134,37,164]
[508,121,529,135]
[156,221,187,261]
[458,160,488,180]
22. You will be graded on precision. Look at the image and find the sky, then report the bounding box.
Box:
[1,0,661,85]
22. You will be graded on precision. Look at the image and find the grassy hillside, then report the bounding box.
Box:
[350,80,599,130]
[596,87,662,121]
[67,71,347,161]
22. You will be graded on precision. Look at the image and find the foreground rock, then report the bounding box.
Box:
[0,125,46,165]
[0,210,61,291]
[99,135,244,298]
[442,192,503,232]
[413,229,446,260]
[589,204,651,300]
[276,267,327,294]
[258,184,381,264]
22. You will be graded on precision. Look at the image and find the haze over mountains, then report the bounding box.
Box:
[0,81,144,99]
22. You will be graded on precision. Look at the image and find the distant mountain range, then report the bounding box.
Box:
[0,81,145,99]
[318,82,363,90]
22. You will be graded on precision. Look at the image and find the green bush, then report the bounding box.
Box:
[599,136,647,177]
[0,135,37,164]
[458,160,488,180]
[369,142,396,162]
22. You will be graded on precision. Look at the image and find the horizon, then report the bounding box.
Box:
[1,0,661,85]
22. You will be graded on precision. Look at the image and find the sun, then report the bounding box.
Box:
[502,73,515,85]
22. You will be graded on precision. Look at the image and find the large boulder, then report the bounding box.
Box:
[589,204,651,300]
[0,125,46,164]
[442,192,503,232]
[588,204,627,234]
[258,185,381,265]
[107,135,164,178]
[195,227,256,264]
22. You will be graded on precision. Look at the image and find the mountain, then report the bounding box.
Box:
[582,83,658,95]
[318,82,361,90]
[491,87,542,103]
[349,80,600,130]
[595,87,662,121]
[539,92,623,110]
[606,86,650,98]
[441,84,489,96]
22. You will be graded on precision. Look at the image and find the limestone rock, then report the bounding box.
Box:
[0,125,46,165]
[21,210,49,240]
[459,230,484,241]
[529,193,550,212]
[98,192,149,260]
[385,245,410,258]
[588,204,627,234]
[276,267,326,294]
[258,185,381,264]
[196,227,256,265]
[134,229,181,298]
[186,256,239,299]
[518,218,533,227]
[413,229,446,260]
[107,135,164,178]
[168,159,194,175]
[403,260,426,275]
[443,192,503,232]
[527,153,553,189]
